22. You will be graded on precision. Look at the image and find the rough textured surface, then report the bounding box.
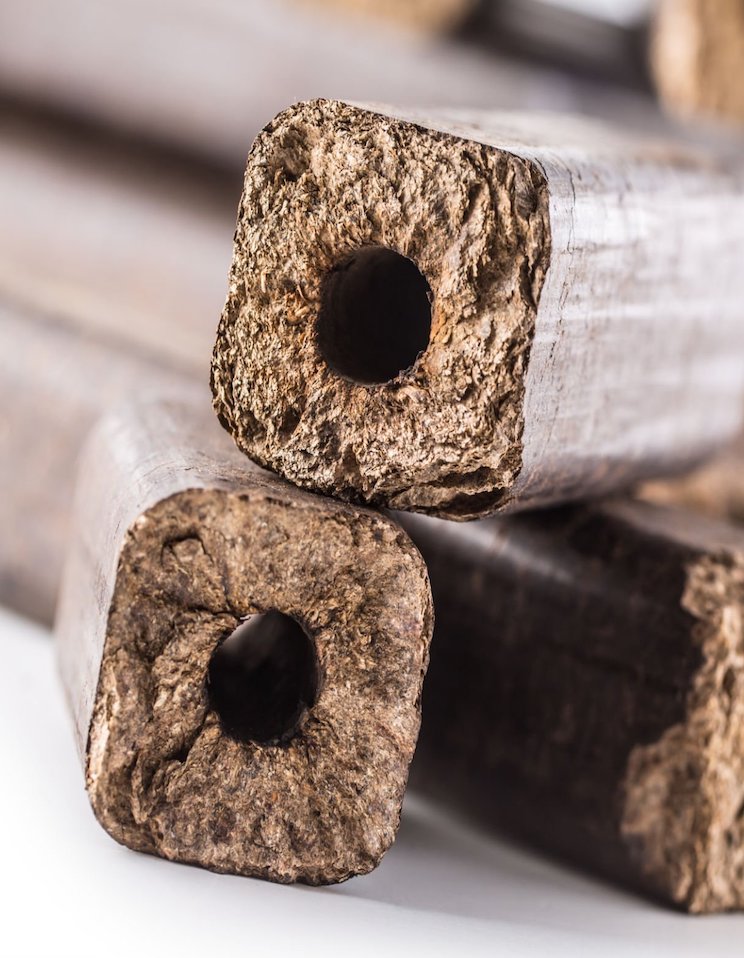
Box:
[213,99,744,520]
[55,399,432,884]
[213,99,550,519]
[622,551,744,912]
[653,0,744,127]
[402,500,744,912]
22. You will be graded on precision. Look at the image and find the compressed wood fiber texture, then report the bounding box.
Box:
[55,398,432,884]
[212,99,744,521]
[653,0,744,128]
[401,501,744,912]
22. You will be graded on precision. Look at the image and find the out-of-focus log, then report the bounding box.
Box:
[641,435,744,522]
[0,305,195,624]
[294,0,476,34]
[465,0,654,90]
[402,501,744,912]
[653,0,744,128]
[0,114,234,623]
[213,99,744,520]
[56,397,432,883]
[0,111,235,372]
[0,0,664,169]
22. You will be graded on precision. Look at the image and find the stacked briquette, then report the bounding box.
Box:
[60,100,744,911]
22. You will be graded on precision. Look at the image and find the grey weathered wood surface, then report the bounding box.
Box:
[402,500,744,912]
[55,397,432,883]
[0,114,235,623]
[213,99,744,520]
[0,303,198,624]
[0,111,235,372]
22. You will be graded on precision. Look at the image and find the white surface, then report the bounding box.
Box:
[3,606,744,958]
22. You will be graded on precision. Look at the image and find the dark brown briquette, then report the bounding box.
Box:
[55,398,432,884]
[212,99,744,520]
[401,500,744,913]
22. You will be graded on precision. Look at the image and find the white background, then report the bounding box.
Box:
[4,606,744,958]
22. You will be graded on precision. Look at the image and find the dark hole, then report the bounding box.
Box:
[316,246,432,385]
[207,611,318,746]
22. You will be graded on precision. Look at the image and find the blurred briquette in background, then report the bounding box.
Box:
[0,0,741,619]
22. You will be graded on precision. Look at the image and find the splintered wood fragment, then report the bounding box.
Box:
[653,0,744,127]
[400,501,744,913]
[212,99,744,520]
[55,398,432,883]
